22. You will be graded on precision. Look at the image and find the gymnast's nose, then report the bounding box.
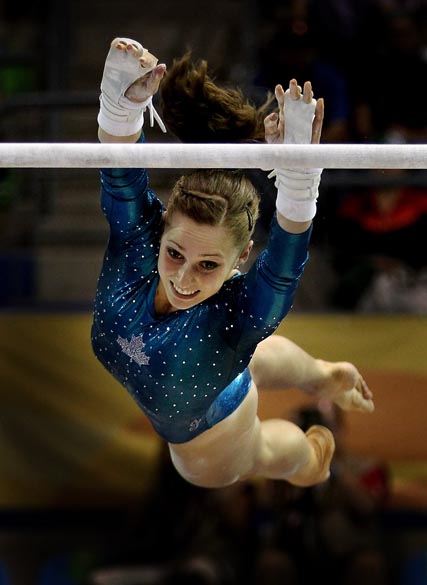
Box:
[175,263,194,286]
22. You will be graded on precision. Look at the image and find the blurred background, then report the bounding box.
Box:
[0,0,426,583]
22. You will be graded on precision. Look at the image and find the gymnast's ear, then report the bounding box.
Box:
[161,209,169,231]
[238,240,253,265]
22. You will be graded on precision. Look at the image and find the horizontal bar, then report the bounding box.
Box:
[0,142,425,169]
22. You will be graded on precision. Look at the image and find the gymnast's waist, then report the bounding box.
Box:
[147,368,253,444]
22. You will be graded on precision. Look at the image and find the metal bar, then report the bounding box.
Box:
[0,143,425,169]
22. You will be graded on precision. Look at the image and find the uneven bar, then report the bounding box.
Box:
[0,142,425,169]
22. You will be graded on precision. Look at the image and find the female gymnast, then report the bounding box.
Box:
[91,37,374,489]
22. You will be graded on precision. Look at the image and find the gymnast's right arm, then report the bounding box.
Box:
[97,37,166,145]
[95,38,167,287]
[96,38,167,239]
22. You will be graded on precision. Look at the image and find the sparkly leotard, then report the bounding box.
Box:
[91,136,312,444]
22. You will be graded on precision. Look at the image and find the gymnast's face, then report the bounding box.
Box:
[156,212,251,314]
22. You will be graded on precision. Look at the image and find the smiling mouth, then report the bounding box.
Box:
[170,281,200,299]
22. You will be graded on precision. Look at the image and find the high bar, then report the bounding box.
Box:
[0,142,425,169]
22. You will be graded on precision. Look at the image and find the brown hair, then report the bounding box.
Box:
[160,51,274,143]
[167,170,260,250]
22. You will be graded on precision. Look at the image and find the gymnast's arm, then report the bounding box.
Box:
[96,39,167,244]
[264,79,324,235]
[232,79,325,343]
[96,40,166,201]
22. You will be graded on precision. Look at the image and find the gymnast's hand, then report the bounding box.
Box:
[108,39,167,103]
[98,37,167,139]
[264,79,324,145]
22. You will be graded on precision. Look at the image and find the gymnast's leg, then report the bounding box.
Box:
[240,334,375,486]
[169,336,374,489]
[249,334,374,412]
[168,382,335,489]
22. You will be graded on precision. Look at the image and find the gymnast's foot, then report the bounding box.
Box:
[307,360,375,413]
[289,424,335,487]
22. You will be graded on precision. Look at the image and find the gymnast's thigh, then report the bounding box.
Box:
[168,382,261,488]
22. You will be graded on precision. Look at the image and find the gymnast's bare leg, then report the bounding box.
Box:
[169,335,374,489]
[250,334,374,412]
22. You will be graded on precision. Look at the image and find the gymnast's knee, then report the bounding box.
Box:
[168,450,240,489]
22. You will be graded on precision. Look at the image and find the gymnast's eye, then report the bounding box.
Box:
[199,260,219,271]
[167,247,183,260]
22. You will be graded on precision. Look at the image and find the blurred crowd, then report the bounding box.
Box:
[249,0,427,313]
[251,0,426,145]
[0,0,426,313]
[48,404,392,585]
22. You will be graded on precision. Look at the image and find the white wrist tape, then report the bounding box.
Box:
[269,167,322,222]
[97,37,166,135]
[269,88,322,221]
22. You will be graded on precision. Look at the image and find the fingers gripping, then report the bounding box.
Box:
[264,81,317,146]
[101,38,157,106]
[264,112,282,144]
[283,85,317,145]
[98,37,166,135]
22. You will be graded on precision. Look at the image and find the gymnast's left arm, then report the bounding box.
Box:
[226,80,324,342]
[264,79,324,235]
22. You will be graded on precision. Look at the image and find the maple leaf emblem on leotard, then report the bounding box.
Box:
[116,334,150,366]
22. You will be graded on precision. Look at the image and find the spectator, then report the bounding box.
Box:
[329,169,427,312]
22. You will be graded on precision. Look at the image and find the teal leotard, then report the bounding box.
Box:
[91,136,311,443]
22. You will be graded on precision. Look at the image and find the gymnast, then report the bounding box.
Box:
[91,37,374,489]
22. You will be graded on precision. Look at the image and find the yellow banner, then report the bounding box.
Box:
[0,313,426,507]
